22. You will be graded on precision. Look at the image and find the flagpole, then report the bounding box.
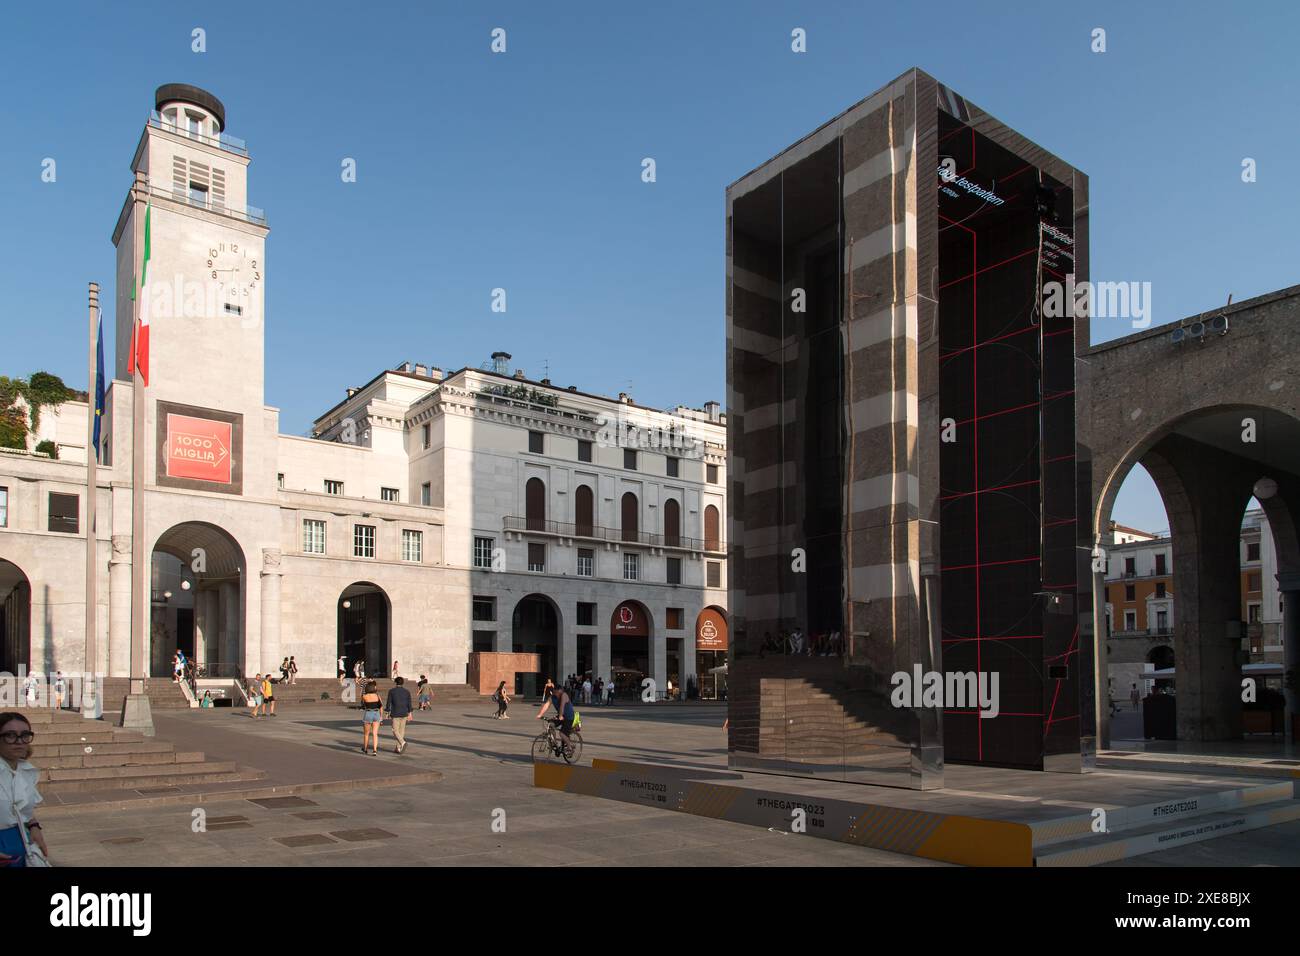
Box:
[84,282,101,720]
[123,170,154,734]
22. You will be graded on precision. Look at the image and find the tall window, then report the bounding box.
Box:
[704,505,720,551]
[577,548,594,577]
[325,479,344,495]
[402,529,423,562]
[666,608,683,630]
[528,543,546,572]
[473,536,495,569]
[354,525,376,558]
[1247,572,1262,593]
[623,553,639,581]
[666,456,679,478]
[48,493,78,534]
[421,482,432,506]
[706,464,718,484]
[381,487,399,502]
[302,519,326,554]
[1247,542,1261,562]
[1156,610,1168,631]
[621,492,639,542]
[1124,556,1135,575]
[666,557,682,585]
[473,597,497,622]
[706,561,721,588]
[624,449,637,470]
[0,486,7,527]
[1155,581,1166,599]
[422,423,431,449]
[277,473,285,490]
[575,484,594,537]
[1124,611,1136,630]
[1155,553,1166,575]
[577,602,596,626]
[663,498,681,546]
[1125,584,1136,601]
[529,430,544,454]
[578,439,593,463]
[525,477,546,531]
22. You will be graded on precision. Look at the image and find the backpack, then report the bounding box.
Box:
[572,710,582,731]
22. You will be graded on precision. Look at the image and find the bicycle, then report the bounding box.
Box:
[531,717,583,764]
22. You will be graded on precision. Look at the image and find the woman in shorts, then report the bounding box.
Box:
[360,680,383,755]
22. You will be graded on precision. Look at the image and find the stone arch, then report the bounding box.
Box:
[151,521,247,678]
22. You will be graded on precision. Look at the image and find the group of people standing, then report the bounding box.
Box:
[758,627,843,657]
[563,674,615,706]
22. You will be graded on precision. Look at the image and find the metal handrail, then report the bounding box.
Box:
[140,182,267,226]
[148,112,248,156]
[502,516,723,552]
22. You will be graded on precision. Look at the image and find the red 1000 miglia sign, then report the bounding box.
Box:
[166,414,233,483]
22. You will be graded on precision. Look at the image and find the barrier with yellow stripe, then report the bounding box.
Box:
[533,759,1032,867]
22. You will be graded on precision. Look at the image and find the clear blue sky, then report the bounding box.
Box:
[2,1,1296,533]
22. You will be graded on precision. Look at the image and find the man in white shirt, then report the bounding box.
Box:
[338,655,347,686]
[582,677,592,704]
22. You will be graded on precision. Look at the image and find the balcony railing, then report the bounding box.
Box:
[142,182,266,226]
[503,516,723,553]
[149,112,248,156]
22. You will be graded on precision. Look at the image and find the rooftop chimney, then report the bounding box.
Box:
[414,364,428,377]
[491,351,512,376]
[513,369,527,380]
[704,400,721,422]
[429,367,444,382]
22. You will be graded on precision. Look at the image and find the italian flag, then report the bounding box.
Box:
[127,203,152,386]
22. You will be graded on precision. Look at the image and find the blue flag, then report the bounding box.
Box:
[92,312,105,460]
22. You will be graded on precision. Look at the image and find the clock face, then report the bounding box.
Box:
[206,241,262,301]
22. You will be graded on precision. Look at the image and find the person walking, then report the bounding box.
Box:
[262,673,278,718]
[0,713,51,867]
[416,675,430,711]
[605,677,615,706]
[354,659,365,682]
[288,656,298,686]
[22,674,38,708]
[338,654,347,686]
[247,675,264,718]
[384,677,413,754]
[1130,683,1140,711]
[280,657,290,683]
[492,680,510,719]
[53,672,66,710]
[360,680,383,755]
[391,660,400,680]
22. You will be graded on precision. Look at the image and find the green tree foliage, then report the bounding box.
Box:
[0,371,76,448]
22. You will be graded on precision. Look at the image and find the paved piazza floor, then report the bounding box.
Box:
[39,701,1300,867]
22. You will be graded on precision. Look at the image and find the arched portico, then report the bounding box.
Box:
[150,521,247,678]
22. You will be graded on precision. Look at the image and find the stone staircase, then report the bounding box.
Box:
[27,708,264,795]
[100,677,193,711]
[730,657,907,763]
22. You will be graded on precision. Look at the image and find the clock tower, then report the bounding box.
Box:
[111,84,272,498]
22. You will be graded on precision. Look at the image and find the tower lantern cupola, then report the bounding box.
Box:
[155,83,226,140]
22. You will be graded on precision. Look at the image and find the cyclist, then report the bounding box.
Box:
[535,678,576,755]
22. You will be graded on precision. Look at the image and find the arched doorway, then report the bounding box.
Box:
[621,493,639,542]
[526,477,547,531]
[610,600,651,698]
[1095,404,1300,744]
[575,484,594,537]
[663,498,681,547]
[513,594,559,698]
[0,559,31,675]
[151,522,245,678]
[695,606,728,699]
[337,582,390,680]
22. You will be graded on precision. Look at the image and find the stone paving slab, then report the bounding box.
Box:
[31,702,1300,867]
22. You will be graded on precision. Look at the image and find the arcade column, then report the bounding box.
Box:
[595,632,611,686]
[1280,575,1300,743]
[220,582,240,669]
[260,549,282,674]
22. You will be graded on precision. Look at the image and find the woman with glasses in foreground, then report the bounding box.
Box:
[0,712,50,866]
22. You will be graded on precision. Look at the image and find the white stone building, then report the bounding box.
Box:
[0,85,728,697]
